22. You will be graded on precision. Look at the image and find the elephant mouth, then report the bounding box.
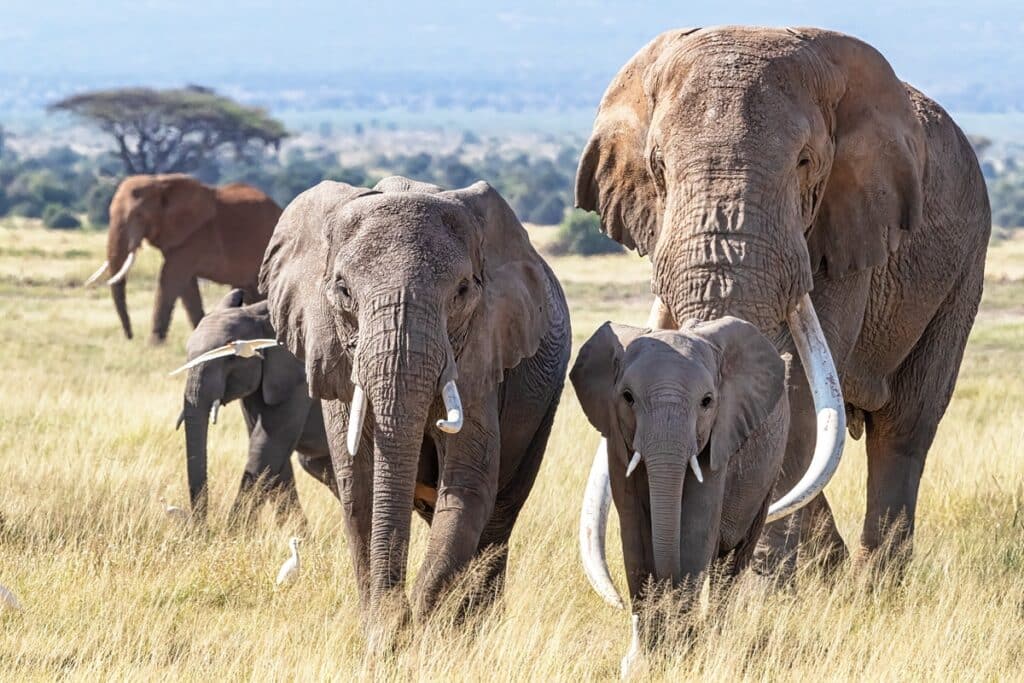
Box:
[578,292,846,608]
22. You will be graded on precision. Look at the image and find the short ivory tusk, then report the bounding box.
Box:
[689,454,704,483]
[83,261,109,287]
[436,379,464,434]
[625,451,641,478]
[347,383,367,456]
[766,293,847,522]
[209,399,220,425]
[579,438,624,608]
[106,251,135,285]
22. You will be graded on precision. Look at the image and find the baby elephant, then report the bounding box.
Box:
[174,290,337,524]
[571,318,789,637]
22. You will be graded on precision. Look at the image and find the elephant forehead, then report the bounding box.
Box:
[338,195,473,272]
[623,335,716,383]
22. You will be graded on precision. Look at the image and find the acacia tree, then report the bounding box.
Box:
[49,86,287,175]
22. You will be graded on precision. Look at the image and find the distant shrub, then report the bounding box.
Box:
[529,194,566,225]
[10,200,43,218]
[550,209,623,256]
[85,180,117,226]
[42,204,81,229]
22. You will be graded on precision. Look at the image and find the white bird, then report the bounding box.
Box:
[0,584,21,611]
[159,497,188,522]
[276,537,301,587]
[168,339,280,376]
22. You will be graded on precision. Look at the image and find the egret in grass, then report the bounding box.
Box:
[159,496,188,521]
[276,537,301,587]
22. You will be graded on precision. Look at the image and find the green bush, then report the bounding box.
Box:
[10,200,43,218]
[85,180,117,226]
[42,204,82,229]
[550,209,623,256]
[529,194,566,225]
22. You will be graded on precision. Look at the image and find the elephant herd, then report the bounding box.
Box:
[82,28,989,672]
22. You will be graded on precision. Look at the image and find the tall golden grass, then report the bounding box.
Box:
[1,222,1022,680]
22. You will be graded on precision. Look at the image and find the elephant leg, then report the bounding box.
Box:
[271,457,304,526]
[471,395,560,610]
[323,400,374,612]
[410,403,501,621]
[798,494,848,574]
[151,257,194,343]
[860,269,980,574]
[229,395,307,528]
[296,453,340,500]
[180,276,205,329]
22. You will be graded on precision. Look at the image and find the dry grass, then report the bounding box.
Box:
[1,220,1023,680]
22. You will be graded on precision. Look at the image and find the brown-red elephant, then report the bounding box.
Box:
[575,26,990,609]
[84,174,282,343]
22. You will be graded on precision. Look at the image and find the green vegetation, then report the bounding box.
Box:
[50,86,287,175]
[550,209,622,256]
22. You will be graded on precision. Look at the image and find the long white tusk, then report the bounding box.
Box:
[766,293,847,522]
[83,261,109,287]
[106,251,135,285]
[347,383,367,456]
[435,379,464,434]
[620,613,641,680]
[209,399,220,424]
[689,454,704,483]
[625,451,641,478]
[168,339,278,376]
[580,438,624,609]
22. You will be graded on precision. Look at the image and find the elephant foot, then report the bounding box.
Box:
[148,333,168,346]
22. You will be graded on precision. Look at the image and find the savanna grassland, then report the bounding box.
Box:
[0,219,1022,681]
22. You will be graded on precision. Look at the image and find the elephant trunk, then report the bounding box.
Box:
[106,218,140,340]
[640,423,695,585]
[357,292,447,611]
[181,368,224,521]
[182,402,210,520]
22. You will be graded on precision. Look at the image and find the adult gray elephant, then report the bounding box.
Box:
[259,176,571,643]
[173,289,336,525]
[575,26,989,604]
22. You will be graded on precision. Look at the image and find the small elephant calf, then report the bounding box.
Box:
[571,317,790,621]
[174,290,337,524]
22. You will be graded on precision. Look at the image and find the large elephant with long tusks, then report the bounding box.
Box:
[574,25,989,666]
[258,176,571,648]
[172,289,336,525]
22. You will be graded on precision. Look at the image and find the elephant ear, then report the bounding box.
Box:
[805,30,926,278]
[574,28,700,256]
[570,322,646,436]
[215,289,246,311]
[153,175,217,249]
[692,317,786,472]
[449,181,555,393]
[260,347,307,406]
[259,181,378,401]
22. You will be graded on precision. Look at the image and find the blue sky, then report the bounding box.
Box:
[1,1,1021,99]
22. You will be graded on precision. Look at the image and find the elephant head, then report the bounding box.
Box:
[86,174,216,339]
[175,290,304,520]
[575,27,923,580]
[571,318,788,591]
[258,177,550,612]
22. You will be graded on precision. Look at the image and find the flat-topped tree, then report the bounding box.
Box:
[50,86,287,175]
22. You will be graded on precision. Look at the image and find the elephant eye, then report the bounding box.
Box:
[701,393,713,409]
[622,389,634,406]
[334,277,351,300]
[455,279,470,300]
